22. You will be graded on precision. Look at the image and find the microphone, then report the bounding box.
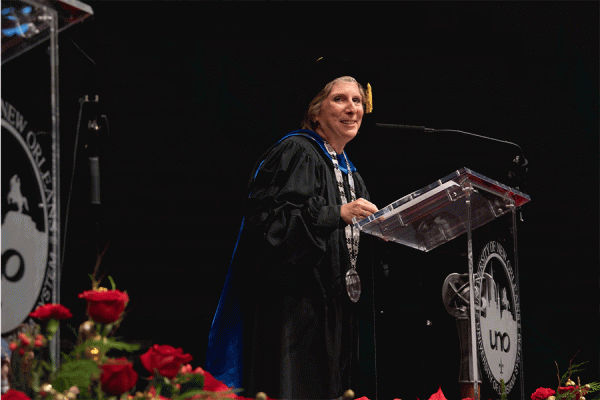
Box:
[84,95,102,205]
[375,123,523,153]
[375,123,434,132]
[374,122,529,192]
[88,125,101,205]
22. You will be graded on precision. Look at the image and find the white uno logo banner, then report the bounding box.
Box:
[475,240,521,395]
[2,99,58,336]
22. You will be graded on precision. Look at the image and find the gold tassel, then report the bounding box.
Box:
[365,83,373,114]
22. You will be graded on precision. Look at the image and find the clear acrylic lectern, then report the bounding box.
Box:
[355,168,530,400]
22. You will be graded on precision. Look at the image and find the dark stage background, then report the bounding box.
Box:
[24,2,598,399]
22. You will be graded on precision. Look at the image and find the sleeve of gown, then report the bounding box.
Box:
[244,138,342,270]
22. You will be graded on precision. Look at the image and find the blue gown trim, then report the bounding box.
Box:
[205,130,357,389]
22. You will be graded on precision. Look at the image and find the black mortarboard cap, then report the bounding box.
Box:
[288,55,374,131]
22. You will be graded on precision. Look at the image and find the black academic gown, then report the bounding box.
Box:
[208,130,372,400]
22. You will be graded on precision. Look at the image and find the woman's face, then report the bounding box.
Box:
[314,80,364,151]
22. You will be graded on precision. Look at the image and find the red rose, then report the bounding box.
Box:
[1,389,31,400]
[558,386,584,400]
[201,368,232,393]
[79,289,129,324]
[100,357,138,395]
[29,304,73,320]
[180,366,256,400]
[531,387,556,400]
[178,365,259,400]
[558,386,575,394]
[140,344,193,379]
[428,387,448,400]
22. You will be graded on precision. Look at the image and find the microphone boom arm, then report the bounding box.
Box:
[373,123,529,193]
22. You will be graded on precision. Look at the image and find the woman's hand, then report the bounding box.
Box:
[340,198,379,225]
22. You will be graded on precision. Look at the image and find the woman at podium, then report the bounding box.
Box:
[206,56,378,400]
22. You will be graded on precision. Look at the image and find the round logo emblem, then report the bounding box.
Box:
[2,99,57,335]
[475,240,521,394]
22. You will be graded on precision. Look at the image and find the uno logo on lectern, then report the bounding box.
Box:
[475,241,521,394]
[1,99,57,336]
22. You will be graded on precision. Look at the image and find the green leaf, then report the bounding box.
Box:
[104,337,141,352]
[561,361,588,384]
[108,276,116,290]
[179,373,205,393]
[160,382,178,399]
[174,389,239,400]
[589,382,600,392]
[175,389,209,400]
[52,358,100,392]
[500,378,508,400]
[72,337,140,360]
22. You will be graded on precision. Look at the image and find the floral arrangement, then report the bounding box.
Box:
[529,359,600,400]
[2,273,598,400]
[2,276,254,400]
[405,372,600,400]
